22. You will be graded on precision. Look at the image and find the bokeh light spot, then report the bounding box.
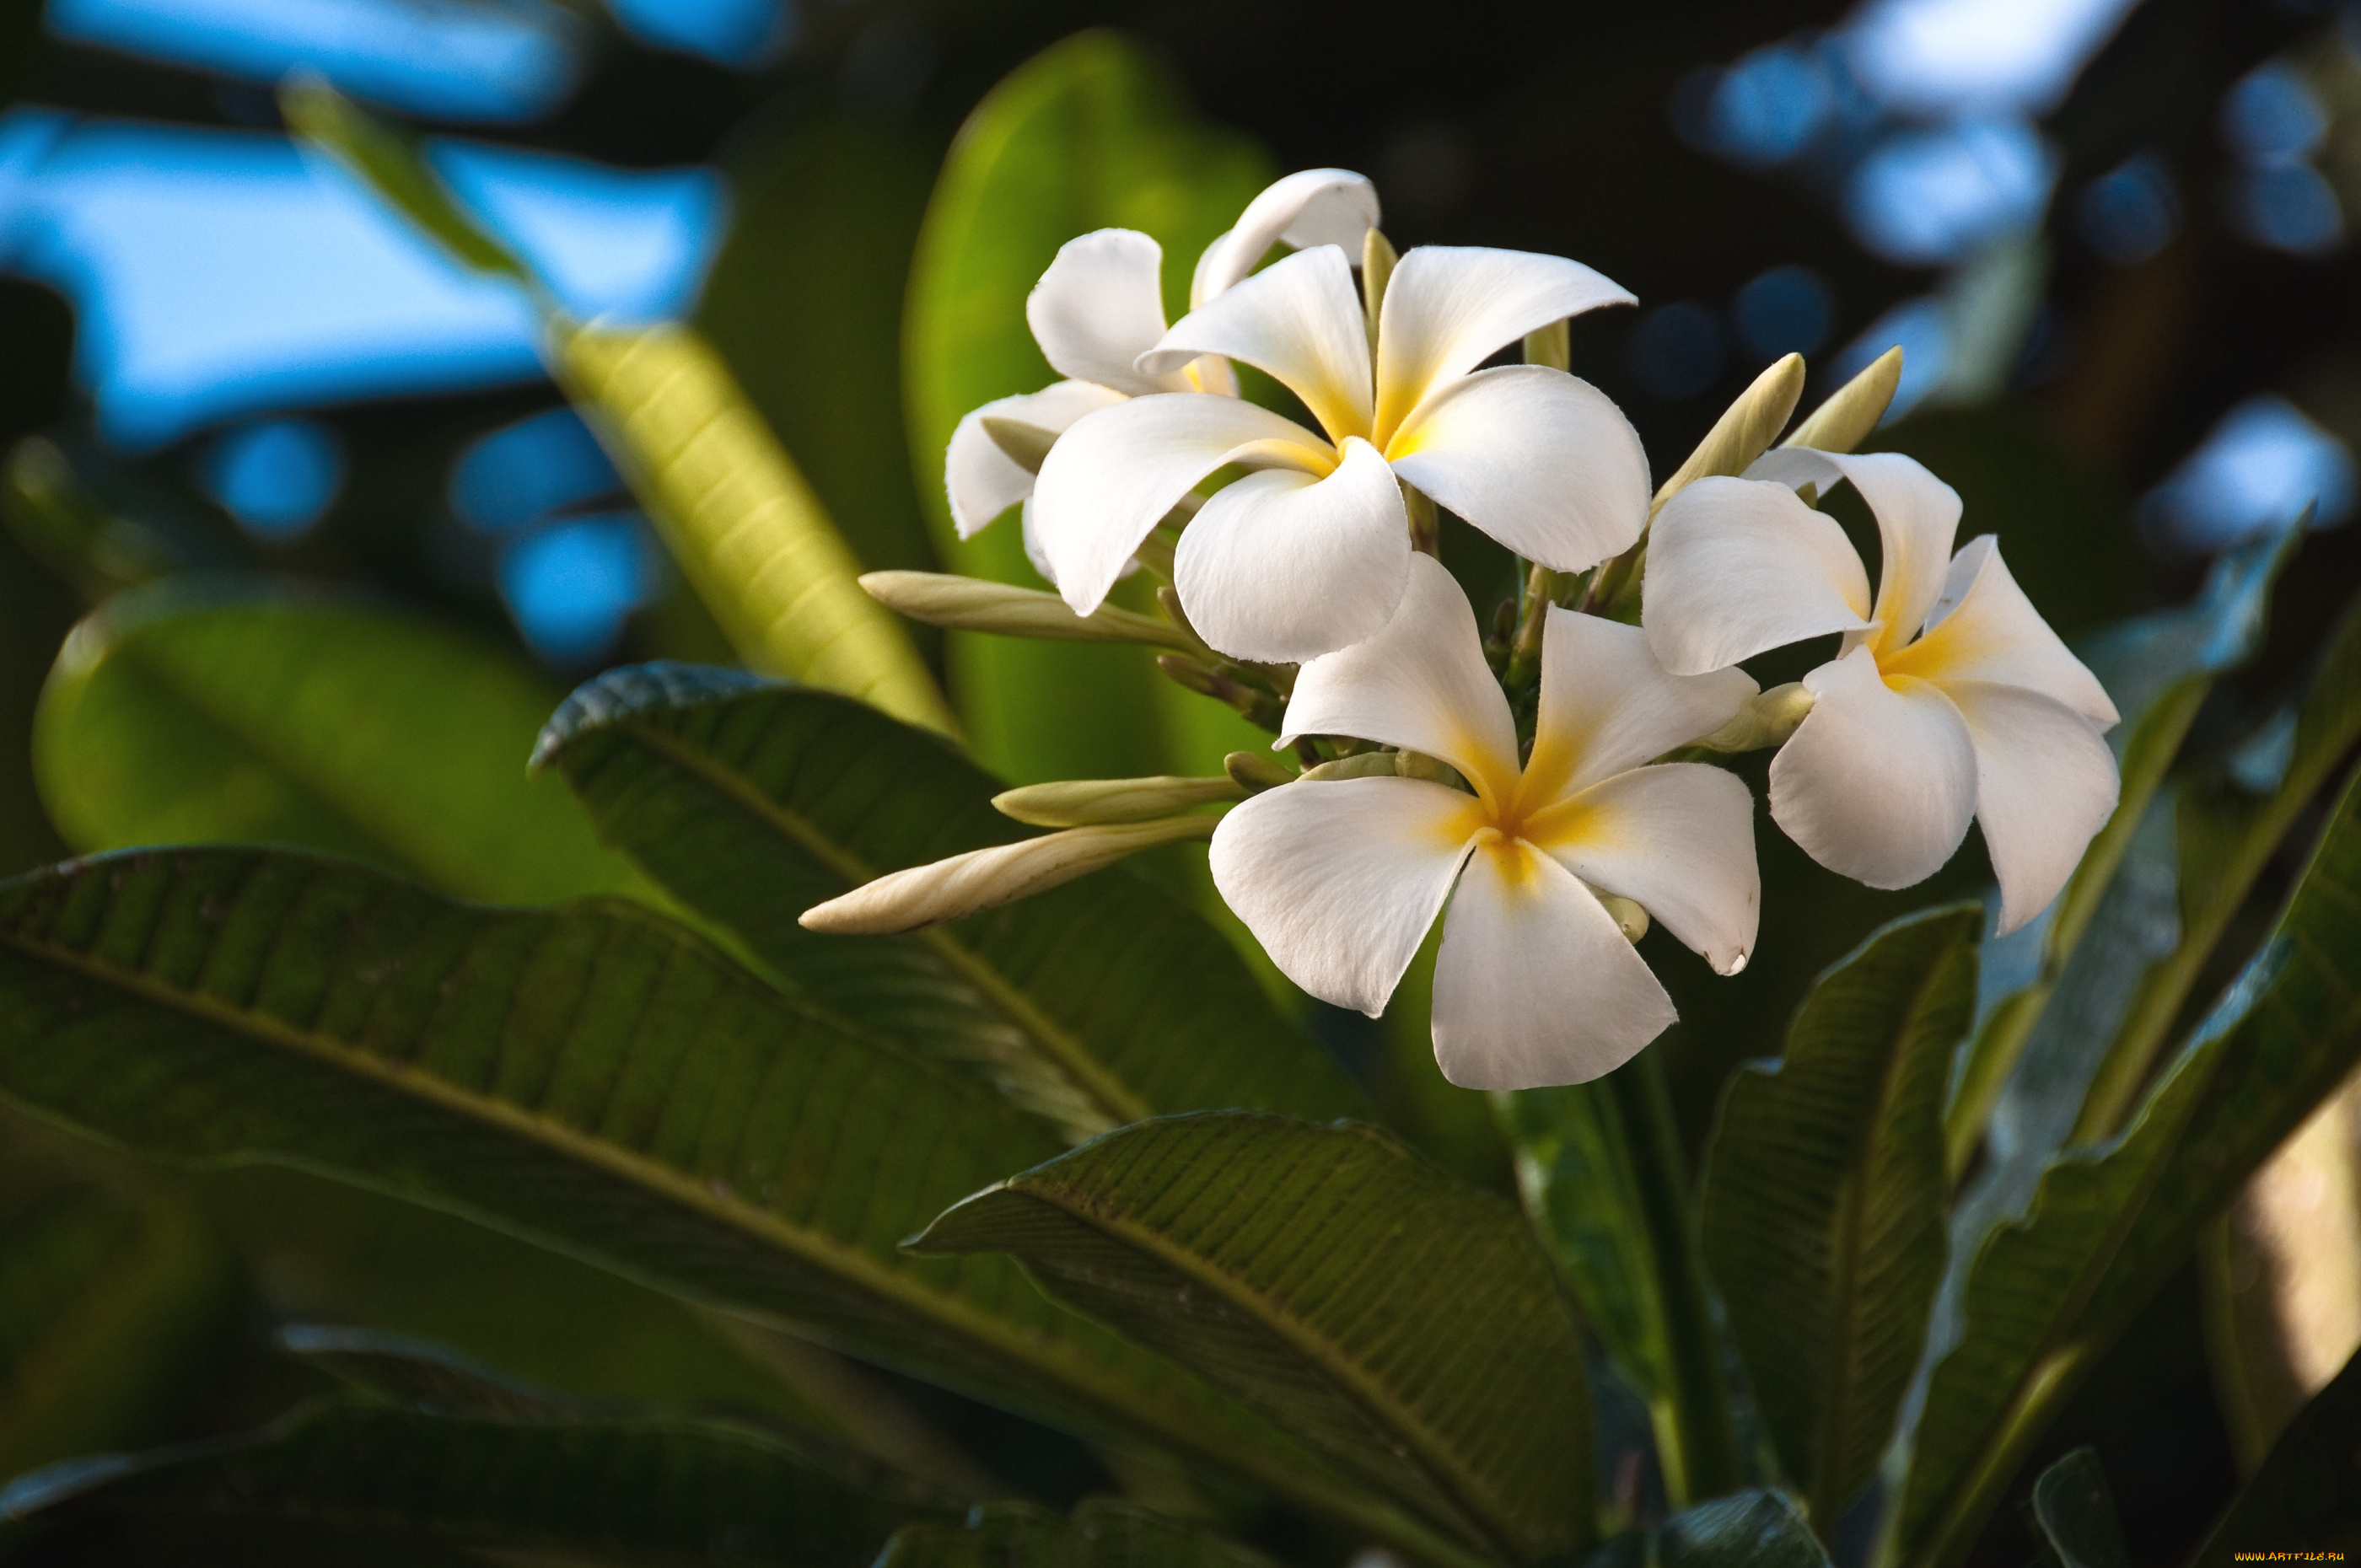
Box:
[200,415,343,540]
[1732,265,1834,360]
[1629,303,1728,401]
[2142,395,2355,554]
[2076,153,2181,266]
[498,513,663,664]
[1845,117,2056,266]
[450,407,620,534]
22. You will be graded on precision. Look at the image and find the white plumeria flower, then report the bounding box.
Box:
[943,169,1381,583]
[1211,556,1761,1089]
[1031,240,1650,664]
[1643,448,2122,935]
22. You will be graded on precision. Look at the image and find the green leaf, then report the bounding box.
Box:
[2027,1449,2127,1568]
[2073,591,2361,1141]
[277,72,528,283]
[0,1186,243,1490]
[0,847,1449,1564]
[1699,906,1980,1527]
[876,1497,1277,1568]
[32,578,643,907]
[554,320,959,738]
[1944,518,2303,1173]
[1497,1053,1740,1510]
[697,110,943,588]
[2192,1345,2361,1563]
[910,1111,1594,1562]
[531,664,1363,1141]
[1,1394,952,1565]
[281,75,954,739]
[1894,762,2361,1568]
[1583,1491,1831,1568]
[902,29,1272,785]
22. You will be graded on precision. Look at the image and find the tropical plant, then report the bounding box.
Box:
[3,30,2360,1568]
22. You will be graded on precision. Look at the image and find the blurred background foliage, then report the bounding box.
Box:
[1,0,2360,1563]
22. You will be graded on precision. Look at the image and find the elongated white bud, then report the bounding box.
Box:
[799,817,1217,936]
[1691,682,1815,753]
[1651,352,1805,514]
[993,775,1243,827]
[1783,346,1902,455]
[860,572,1189,648]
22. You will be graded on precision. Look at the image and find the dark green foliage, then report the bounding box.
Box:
[876,1498,1279,1568]
[2027,1449,2127,1568]
[1701,907,1979,1524]
[911,1112,1593,1563]
[533,664,1363,1139]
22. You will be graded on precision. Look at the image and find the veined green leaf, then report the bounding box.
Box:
[0,1186,243,1491]
[2027,1449,2127,1568]
[2073,592,2361,1141]
[2192,1345,2361,1563]
[911,1111,1594,1562]
[1895,763,2361,1568]
[1700,906,1979,1527]
[32,578,643,908]
[903,29,1272,785]
[0,847,1460,1565]
[1497,1053,1740,1510]
[876,1497,1277,1568]
[531,664,1363,1141]
[1944,519,2303,1173]
[0,1393,951,1565]
[1583,1491,1831,1568]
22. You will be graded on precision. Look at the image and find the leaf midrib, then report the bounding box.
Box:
[1009,1168,1535,1564]
[1811,948,1954,1525]
[608,716,1150,1131]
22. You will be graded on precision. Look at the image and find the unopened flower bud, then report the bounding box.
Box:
[1299,751,1399,783]
[1783,346,1901,456]
[1393,749,1463,788]
[981,416,1057,475]
[1691,682,1815,754]
[800,816,1217,936]
[1651,352,1804,514]
[993,775,1243,827]
[1592,889,1649,944]
[1224,751,1297,792]
[861,572,1187,648]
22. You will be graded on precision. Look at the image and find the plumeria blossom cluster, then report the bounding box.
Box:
[818,169,2122,1090]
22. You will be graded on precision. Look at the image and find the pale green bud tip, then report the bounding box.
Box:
[799,817,1218,936]
[1693,682,1815,754]
[1595,891,1648,944]
[1653,352,1806,513]
[992,775,1244,827]
[1224,751,1297,792]
[858,572,1186,648]
[981,416,1057,476]
[1784,346,1902,456]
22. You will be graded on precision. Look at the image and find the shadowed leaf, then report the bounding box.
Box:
[876,1498,1277,1568]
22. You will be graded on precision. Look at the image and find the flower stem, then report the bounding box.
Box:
[1404,484,1439,557]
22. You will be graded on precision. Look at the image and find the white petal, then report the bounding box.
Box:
[1175,437,1409,663]
[1770,646,1977,889]
[1944,680,2120,936]
[1430,837,1675,1089]
[1209,776,1481,1015]
[1374,246,1635,441]
[1747,448,1960,648]
[1535,763,1760,976]
[944,381,1129,540]
[1139,246,1374,443]
[1525,607,1756,800]
[1191,169,1380,306]
[1643,475,1873,676]
[1890,536,2119,725]
[1281,553,1521,800]
[1386,367,1650,574]
[1027,230,1187,398]
[1030,393,1333,615]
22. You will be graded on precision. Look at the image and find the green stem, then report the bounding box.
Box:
[1609,1052,1741,1504]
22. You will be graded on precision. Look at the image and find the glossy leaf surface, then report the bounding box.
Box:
[1700,906,1978,1524]
[533,663,1362,1140]
[34,579,640,907]
[912,1111,1593,1562]
[0,846,1429,1558]
[2028,1448,2128,1568]
[1897,765,2361,1568]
